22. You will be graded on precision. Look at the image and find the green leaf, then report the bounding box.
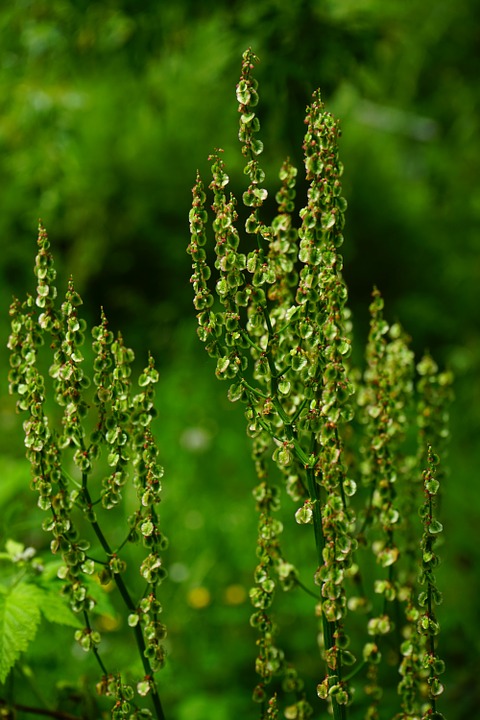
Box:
[0,582,42,682]
[38,586,82,628]
[35,569,115,626]
[83,576,117,621]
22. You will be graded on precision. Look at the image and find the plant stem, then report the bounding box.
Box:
[81,480,166,720]
[305,464,347,720]
[0,700,82,720]
[262,292,347,719]
[83,611,109,676]
[295,577,321,600]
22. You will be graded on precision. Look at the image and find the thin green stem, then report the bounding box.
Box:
[241,377,268,400]
[242,383,310,468]
[295,577,320,600]
[305,455,347,720]
[426,495,438,715]
[83,610,108,676]
[116,532,133,554]
[85,555,108,566]
[344,659,367,683]
[81,478,166,720]
[334,428,349,514]
[239,328,263,355]
[290,398,309,425]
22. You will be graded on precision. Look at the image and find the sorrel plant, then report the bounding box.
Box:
[187,48,452,720]
[3,48,452,720]
[7,228,168,720]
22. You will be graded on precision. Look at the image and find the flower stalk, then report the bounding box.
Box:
[8,225,168,720]
[188,48,450,720]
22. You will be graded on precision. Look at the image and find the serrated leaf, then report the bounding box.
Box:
[40,562,117,622]
[38,587,82,628]
[0,582,42,682]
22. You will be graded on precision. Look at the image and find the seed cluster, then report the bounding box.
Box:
[188,49,450,720]
[8,225,168,720]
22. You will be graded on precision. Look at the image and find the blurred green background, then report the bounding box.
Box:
[1,1,479,718]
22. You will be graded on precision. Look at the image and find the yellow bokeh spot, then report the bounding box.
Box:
[97,614,120,631]
[224,584,247,605]
[187,586,211,609]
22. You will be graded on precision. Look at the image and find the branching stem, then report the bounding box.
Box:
[81,478,166,720]
[0,700,82,720]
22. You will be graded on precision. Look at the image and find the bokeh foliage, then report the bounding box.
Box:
[1,1,479,718]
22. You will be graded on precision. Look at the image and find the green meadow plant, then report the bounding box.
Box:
[3,49,453,720]
[188,49,452,719]
[6,227,168,720]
